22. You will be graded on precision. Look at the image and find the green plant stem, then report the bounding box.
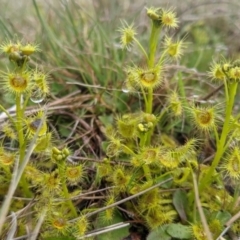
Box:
[199,82,238,192]
[133,37,149,62]
[0,105,14,124]
[157,49,168,66]
[58,162,78,217]
[146,87,153,114]
[142,165,152,182]
[223,79,229,102]
[139,135,150,181]
[15,95,32,197]
[140,85,148,113]
[144,24,161,145]
[148,23,161,68]
[222,125,237,153]
[146,128,153,146]
[146,23,161,114]
[22,94,31,113]
[16,95,24,151]
[121,144,137,156]
[139,134,147,148]
[139,134,151,182]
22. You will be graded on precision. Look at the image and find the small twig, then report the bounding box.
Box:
[201,84,224,101]
[192,173,213,240]
[66,119,80,141]
[226,209,240,227]
[28,208,47,240]
[216,208,240,239]
[77,222,130,239]
[216,225,231,240]
[6,212,17,240]
[68,177,173,223]
[5,201,35,221]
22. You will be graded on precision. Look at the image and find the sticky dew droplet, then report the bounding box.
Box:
[122,81,130,93]
[30,88,45,103]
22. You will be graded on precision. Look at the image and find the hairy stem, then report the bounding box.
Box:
[199,81,238,192]
[58,162,78,217]
[16,94,32,197]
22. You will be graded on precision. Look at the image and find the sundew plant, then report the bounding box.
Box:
[0,41,83,239]
[1,5,240,240]
[98,6,240,240]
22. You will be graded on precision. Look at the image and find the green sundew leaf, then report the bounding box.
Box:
[51,82,66,95]
[147,224,171,240]
[59,125,72,138]
[166,223,192,239]
[101,141,109,152]
[173,189,188,222]
[98,115,114,127]
[154,173,173,189]
[215,211,232,225]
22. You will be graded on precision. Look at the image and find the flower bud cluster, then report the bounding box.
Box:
[0,41,49,101]
[51,147,70,162]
